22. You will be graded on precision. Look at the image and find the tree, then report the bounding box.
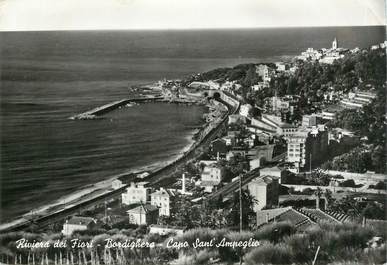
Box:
[314,187,323,209]
[248,107,261,118]
[369,181,387,190]
[243,66,259,87]
[362,202,386,220]
[226,189,256,229]
[371,145,386,173]
[170,195,201,228]
[324,189,335,209]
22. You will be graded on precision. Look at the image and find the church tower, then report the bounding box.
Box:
[332,38,338,50]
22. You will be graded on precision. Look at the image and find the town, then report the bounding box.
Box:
[1,39,386,265]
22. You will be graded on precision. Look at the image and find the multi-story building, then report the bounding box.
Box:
[286,126,328,172]
[340,91,377,109]
[302,114,322,127]
[266,95,299,115]
[201,165,223,183]
[201,165,224,192]
[320,105,345,120]
[247,176,279,212]
[299,48,322,61]
[127,204,159,225]
[247,145,275,170]
[256,64,271,82]
[122,182,151,205]
[150,188,176,216]
[282,124,298,140]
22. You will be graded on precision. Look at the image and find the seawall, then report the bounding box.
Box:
[69,97,165,119]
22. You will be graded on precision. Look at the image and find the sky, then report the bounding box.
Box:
[0,0,385,31]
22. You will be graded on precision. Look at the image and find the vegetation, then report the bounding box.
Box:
[369,181,387,190]
[169,221,386,265]
[321,145,385,173]
[329,195,386,220]
[282,171,332,186]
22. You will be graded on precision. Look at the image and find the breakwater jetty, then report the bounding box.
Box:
[69,97,164,120]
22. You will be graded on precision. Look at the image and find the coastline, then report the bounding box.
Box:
[0,95,218,231]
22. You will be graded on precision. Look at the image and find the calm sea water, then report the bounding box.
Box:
[0,26,385,222]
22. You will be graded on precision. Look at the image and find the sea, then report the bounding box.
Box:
[0,26,385,222]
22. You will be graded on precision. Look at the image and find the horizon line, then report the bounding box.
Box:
[1,24,385,33]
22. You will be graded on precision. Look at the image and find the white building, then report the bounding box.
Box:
[201,165,223,183]
[239,104,253,117]
[127,204,159,225]
[62,216,96,236]
[256,64,271,82]
[122,182,151,205]
[247,176,279,212]
[299,48,322,61]
[321,105,344,120]
[282,125,298,140]
[150,188,176,216]
[252,81,269,92]
[275,62,286,72]
[201,165,224,192]
[286,127,328,172]
[340,91,376,109]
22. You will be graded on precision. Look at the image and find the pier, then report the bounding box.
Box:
[69,97,165,120]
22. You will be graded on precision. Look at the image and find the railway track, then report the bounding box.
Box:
[205,151,287,201]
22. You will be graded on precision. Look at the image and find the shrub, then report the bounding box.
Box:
[244,243,292,265]
[284,234,314,263]
[173,249,218,265]
[253,222,296,243]
[218,231,255,262]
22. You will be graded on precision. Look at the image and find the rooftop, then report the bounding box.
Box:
[297,208,341,223]
[250,175,278,186]
[256,207,314,228]
[151,188,176,197]
[201,180,220,187]
[260,166,283,172]
[127,204,159,214]
[323,104,345,113]
[149,224,185,230]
